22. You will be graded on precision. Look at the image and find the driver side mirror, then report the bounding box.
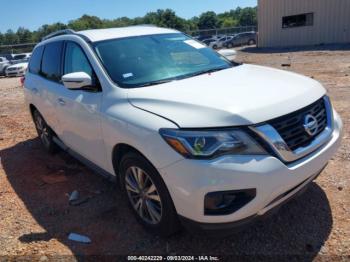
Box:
[218,49,237,61]
[62,72,93,90]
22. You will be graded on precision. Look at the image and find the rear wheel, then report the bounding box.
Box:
[120,152,180,236]
[33,110,58,154]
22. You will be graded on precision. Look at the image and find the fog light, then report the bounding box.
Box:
[204,189,256,215]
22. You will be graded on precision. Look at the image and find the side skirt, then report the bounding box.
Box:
[52,137,116,183]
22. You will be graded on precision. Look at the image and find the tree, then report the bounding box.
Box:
[197,11,219,29]
[142,9,187,31]
[220,17,239,28]
[238,7,257,26]
[3,30,19,45]
[33,22,68,42]
[0,7,258,45]
[17,27,32,43]
[0,32,3,45]
[68,15,103,31]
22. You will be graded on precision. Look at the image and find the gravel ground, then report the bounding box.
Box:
[0,45,349,261]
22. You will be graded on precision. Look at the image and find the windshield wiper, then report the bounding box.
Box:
[180,66,229,79]
[135,78,176,88]
[132,66,229,88]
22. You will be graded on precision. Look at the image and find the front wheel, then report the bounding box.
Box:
[248,39,256,45]
[33,110,58,154]
[120,152,180,236]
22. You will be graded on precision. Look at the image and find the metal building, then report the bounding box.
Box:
[258,0,350,47]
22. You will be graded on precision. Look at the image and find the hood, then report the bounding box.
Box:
[128,64,326,128]
[8,62,28,69]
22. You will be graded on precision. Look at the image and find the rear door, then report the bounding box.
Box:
[38,41,65,131]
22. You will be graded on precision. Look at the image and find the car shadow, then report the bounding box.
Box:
[240,43,350,54]
[1,138,333,259]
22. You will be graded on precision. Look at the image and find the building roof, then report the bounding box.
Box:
[78,26,179,42]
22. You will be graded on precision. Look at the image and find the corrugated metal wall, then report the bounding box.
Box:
[258,0,350,47]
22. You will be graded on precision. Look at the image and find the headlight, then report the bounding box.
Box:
[159,128,266,159]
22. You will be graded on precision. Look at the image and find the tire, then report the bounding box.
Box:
[212,44,218,49]
[33,110,58,154]
[119,152,180,236]
[248,39,256,45]
[2,66,8,76]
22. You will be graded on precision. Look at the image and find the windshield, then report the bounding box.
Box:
[94,33,233,88]
[13,55,26,59]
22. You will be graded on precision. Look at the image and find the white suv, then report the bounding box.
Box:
[24,27,343,236]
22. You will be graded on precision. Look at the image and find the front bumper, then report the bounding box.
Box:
[179,165,324,236]
[6,70,25,77]
[159,110,342,227]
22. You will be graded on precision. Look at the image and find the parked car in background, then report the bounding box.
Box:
[5,62,28,77]
[209,35,234,49]
[0,54,15,61]
[0,57,10,76]
[202,37,218,46]
[10,53,32,64]
[194,35,213,42]
[223,32,257,48]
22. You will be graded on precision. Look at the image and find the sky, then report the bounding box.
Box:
[0,0,257,32]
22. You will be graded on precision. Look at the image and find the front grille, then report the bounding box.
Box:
[7,67,17,71]
[268,98,328,151]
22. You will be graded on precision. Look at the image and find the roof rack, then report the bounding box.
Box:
[41,29,76,41]
[132,24,158,27]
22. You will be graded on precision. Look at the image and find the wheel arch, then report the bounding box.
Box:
[29,104,58,137]
[29,104,39,121]
[112,143,157,178]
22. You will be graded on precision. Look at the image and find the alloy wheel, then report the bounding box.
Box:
[35,114,50,147]
[125,166,163,224]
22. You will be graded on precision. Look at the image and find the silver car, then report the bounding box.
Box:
[224,32,257,48]
[0,57,10,76]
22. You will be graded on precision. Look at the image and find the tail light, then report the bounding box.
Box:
[20,76,25,87]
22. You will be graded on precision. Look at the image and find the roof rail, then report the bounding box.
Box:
[132,24,158,27]
[41,29,76,41]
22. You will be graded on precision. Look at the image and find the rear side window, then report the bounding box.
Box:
[41,41,63,82]
[29,46,44,74]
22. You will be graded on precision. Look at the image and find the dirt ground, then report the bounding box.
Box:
[0,45,349,261]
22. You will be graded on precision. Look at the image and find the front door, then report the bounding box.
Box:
[55,41,107,169]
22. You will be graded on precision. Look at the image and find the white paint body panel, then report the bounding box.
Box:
[128,64,326,127]
[24,27,343,226]
[78,26,179,42]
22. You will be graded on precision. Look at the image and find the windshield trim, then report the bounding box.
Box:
[93,33,236,89]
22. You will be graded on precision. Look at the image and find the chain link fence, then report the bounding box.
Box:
[189,25,257,37]
[0,43,36,57]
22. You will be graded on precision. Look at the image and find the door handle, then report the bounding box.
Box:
[57,98,66,106]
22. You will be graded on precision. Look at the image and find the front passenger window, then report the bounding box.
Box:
[64,42,93,77]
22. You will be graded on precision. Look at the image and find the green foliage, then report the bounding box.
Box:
[238,7,257,26]
[3,30,19,45]
[68,15,103,31]
[0,7,257,46]
[198,11,219,29]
